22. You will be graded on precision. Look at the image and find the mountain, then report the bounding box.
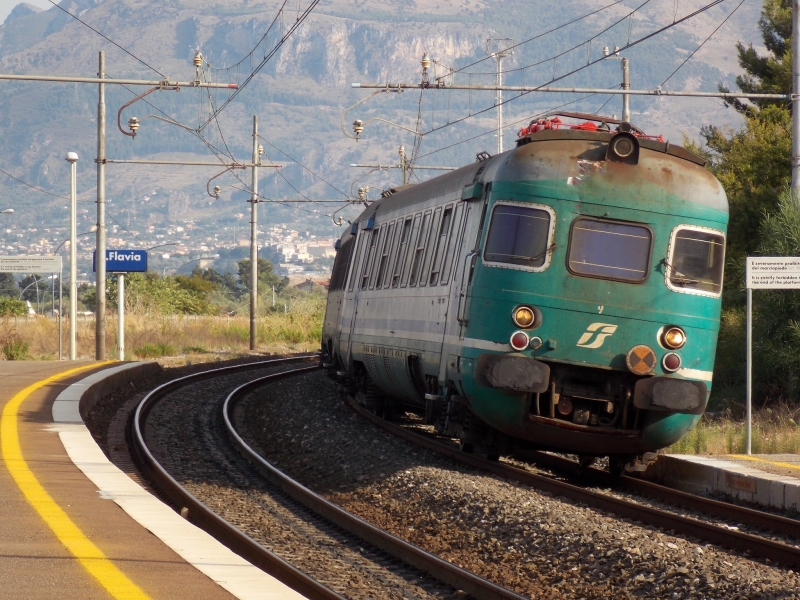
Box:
[0,0,762,258]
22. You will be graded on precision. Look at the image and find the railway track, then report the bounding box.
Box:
[342,395,800,569]
[129,356,527,600]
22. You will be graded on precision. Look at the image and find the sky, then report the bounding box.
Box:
[0,0,52,24]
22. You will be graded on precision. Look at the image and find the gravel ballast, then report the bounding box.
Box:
[238,370,800,600]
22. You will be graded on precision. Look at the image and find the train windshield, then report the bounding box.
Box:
[483,203,553,269]
[568,218,652,282]
[667,227,725,295]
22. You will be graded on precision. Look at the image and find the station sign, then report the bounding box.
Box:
[0,255,62,273]
[93,249,148,273]
[746,257,800,289]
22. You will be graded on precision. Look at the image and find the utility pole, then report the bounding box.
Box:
[96,51,106,360]
[66,152,78,360]
[621,57,631,123]
[792,0,800,195]
[486,39,513,154]
[351,146,456,187]
[250,115,259,351]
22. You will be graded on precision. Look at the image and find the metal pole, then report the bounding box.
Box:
[117,273,124,361]
[622,58,631,123]
[96,51,106,360]
[497,54,504,154]
[58,269,62,360]
[792,0,800,196]
[69,158,77,360]
[250,115,258,351]
[0,73,237,88]
[399,146,409,185]
[746,286,753,455]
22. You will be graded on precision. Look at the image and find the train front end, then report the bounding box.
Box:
[456,116,727,465]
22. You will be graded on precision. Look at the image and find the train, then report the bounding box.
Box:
[321,112,727,472]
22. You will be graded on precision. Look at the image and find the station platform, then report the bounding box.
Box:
[643,452,800,513]
[0,361,306,600]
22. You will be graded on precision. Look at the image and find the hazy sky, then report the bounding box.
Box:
[0,0,52,24]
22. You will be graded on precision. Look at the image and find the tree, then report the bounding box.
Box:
[0,273,17,297]
[697,0,793,258]
[192,266,240,296]
[236,258,288,293]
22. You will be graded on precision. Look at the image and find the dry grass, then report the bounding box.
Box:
[669,405,800,455]
[0,310,321,362]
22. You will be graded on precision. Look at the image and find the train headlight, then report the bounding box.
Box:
[662,353,682,372]
[662,326,686,349]
[510,331,530,351]
[512,306,535,328]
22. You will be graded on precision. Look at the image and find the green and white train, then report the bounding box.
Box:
[322,112,727,471]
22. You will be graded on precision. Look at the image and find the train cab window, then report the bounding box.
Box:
[568,218,652,283]
[429,205,454,285]
[409,212,432,286]
[360,227,381,289]
[375,221,395,288]
[666,226,725,295]
[483,202,555,270]
[329,236,353,292]
[392,218,412,287]
[439,203,465,285]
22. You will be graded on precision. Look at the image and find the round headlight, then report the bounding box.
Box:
[662,326,686,349]
[611,135,635,158]
[512,305,536,328]
[510,331,530,351]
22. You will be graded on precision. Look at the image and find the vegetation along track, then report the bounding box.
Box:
[130,356,525,600]
[345,395,800,569]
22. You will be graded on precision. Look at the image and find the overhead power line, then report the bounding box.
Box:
[0,167,67,200]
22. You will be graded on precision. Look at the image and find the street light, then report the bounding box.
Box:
[1,208,13,214]
[65,151,78,360]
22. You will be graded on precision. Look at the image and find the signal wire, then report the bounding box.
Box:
[257,136,350,199]
[44,0,167,78]
[0,167,67,199]
[418,0,727,137]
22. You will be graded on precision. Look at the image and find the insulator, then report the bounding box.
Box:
[128,117,139,134]
[421,52,431,72]
[193,51,203,67]
[352,119,363,136]
[213,185,221,198]
[257,144,264,156]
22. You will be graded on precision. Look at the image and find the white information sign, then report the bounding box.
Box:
[746,257,800,289]
[0,255,62,273]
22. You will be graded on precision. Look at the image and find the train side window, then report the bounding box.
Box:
[329,236,353,291]
[384,220,403,289]
[347,231,368,291]
[483,202,555,270]
[375,221,396,289]
[665,225,725,296]
[568,217,652,283]
[409,211,432,287]
[439,203,464,285]
[419,207,442,287]
[360,227,381,290]
[429,205,454,285]
[368,224,389,289]
[401,214,422,287]
[392,218,413,287]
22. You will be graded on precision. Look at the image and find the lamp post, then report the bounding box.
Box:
[65,152,78,360]
[0,208,13,214]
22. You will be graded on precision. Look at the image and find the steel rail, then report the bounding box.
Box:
[224,371,529,600]
[130,355,344,600]
[343,396,800,569]
[515,449,800,540]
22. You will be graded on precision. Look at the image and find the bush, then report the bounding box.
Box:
[133,342,177,358]
[2,338,30,360]
[0,298,27,317]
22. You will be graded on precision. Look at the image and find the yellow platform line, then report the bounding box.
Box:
[729,454,800,473]
[1,362,152,600]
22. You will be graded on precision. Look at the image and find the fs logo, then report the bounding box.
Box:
[576,323,618,349]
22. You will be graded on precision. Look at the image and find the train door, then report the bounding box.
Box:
[339,229,369,369]
[437,195,488,383]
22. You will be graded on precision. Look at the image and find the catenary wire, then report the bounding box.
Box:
[0,167,68,199]
[660,0,745,87]
[418,0,727,137]
[45,0,166,78]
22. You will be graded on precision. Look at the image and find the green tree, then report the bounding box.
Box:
[192,266,240,296]
[236,258,288,293]
[696,0,792,258]
[0,273,17,297]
